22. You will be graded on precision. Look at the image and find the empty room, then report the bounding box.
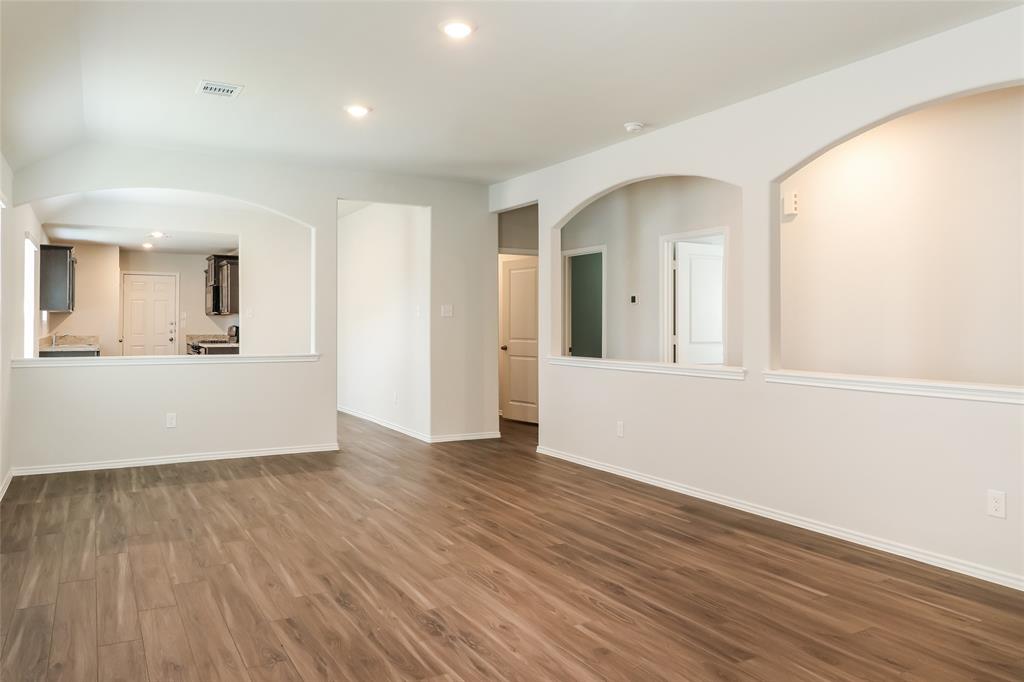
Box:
[0,2,1022,681]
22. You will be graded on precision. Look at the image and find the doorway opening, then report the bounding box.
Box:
[562,246,605,358]
[497,204,539,432]
[662,230,726,365]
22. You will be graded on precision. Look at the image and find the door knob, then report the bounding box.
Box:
[500,345,508,351]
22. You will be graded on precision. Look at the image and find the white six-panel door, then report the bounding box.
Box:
[500,257,538,423]
[122,273,178,356]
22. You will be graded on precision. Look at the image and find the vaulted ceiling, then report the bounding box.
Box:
[1,1,1015,182]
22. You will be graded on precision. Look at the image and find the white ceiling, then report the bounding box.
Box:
[43,224,238,255]
[2,1,1015,182]
[34,188,255,254]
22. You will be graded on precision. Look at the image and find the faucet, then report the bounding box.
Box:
[51,333,57,347]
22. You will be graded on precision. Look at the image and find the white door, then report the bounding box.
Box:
[675,241,724,364]
[122,274,178,356]
[499,256,538,423]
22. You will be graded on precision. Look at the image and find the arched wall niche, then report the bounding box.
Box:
[551,174,744,366]
[771,84,1024,386]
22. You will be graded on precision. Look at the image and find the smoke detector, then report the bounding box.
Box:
[623,121,646,133]
[196,80,244,98]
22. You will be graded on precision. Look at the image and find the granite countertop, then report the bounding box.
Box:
[38,335,100,352]
[196,342,240,348]
[39,344,100,352]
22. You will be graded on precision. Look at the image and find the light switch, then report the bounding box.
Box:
[440,304,453,318]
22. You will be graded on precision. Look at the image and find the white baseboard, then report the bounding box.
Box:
[0,469,13,502]
[338,406,500,443]
[9,442,340,477]
[338,405,433,442]
[429,431,502,443]
[536,444,1023,592]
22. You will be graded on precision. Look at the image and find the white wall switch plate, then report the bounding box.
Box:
[440,304,454,318]
[616,420,624,438]
[165,412,177,428]
[987,489,1006,519]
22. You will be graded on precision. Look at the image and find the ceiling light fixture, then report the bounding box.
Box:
[441,20,474,39]
[624,121,646,133]
[345,104,371,119]
[142,243,154,249]
[149,231,166,239]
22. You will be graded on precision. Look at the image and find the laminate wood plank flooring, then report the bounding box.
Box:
[0,413,1021,681]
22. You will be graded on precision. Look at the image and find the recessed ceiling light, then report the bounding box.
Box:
[142,243,154,249]
[345,104,371,119]
[149,231,166,239]
[441,21,474,40]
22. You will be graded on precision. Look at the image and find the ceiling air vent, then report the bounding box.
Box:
[196,80,244,98]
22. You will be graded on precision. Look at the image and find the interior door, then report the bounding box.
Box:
[122,274,178,356]
[500,256,538,423]
[675,241,724,364]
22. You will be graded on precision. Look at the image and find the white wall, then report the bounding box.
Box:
[0,202,47,488]
[561,176,742,363]
[490,8,1024,588]
[338,203,431,438]
[47,242,120,355]
[120,250,237,354]
[5,139,496,471]
[781,87,1023,385]
[498,204,538,252]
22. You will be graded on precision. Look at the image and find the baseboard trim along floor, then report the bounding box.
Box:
[536,444,1023,592]
[8,442,341,477]
[338,406,500,443]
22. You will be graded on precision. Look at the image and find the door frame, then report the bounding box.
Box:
[120,271,181,356]
[658,227,729,364]
[561,245,607,358]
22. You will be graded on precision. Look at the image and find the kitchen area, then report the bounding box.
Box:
[36,239,242,358]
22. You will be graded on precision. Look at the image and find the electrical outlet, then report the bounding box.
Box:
[616,420,624,438]
[165,413,177,429]
[440,304,454,318]
[987,490,1006,519]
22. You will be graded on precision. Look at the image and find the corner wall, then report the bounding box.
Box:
[489,8,1024,588]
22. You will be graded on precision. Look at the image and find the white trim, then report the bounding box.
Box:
[0,469,13,502]
[12,353,320,368]
[562,245,607,358]
[339,406,501,443]
[338,405,432,442]
[548,355,746,380]
[658,227,729,364]
[120,270,180,356]
[9,442,340,477]
[498,247,538,256]
[429,431,502,443]
[763,369,1024,405]
[535,444,1023,591]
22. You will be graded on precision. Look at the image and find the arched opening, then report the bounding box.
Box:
[14,187,314,359]
[774,86,1022,386]
[557,175,743,366]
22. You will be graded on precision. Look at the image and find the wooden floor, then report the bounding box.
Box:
[1,414,1022,681]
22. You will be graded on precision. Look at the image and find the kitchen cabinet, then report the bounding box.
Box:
[40,244,76,312]
[205,254,239,315]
